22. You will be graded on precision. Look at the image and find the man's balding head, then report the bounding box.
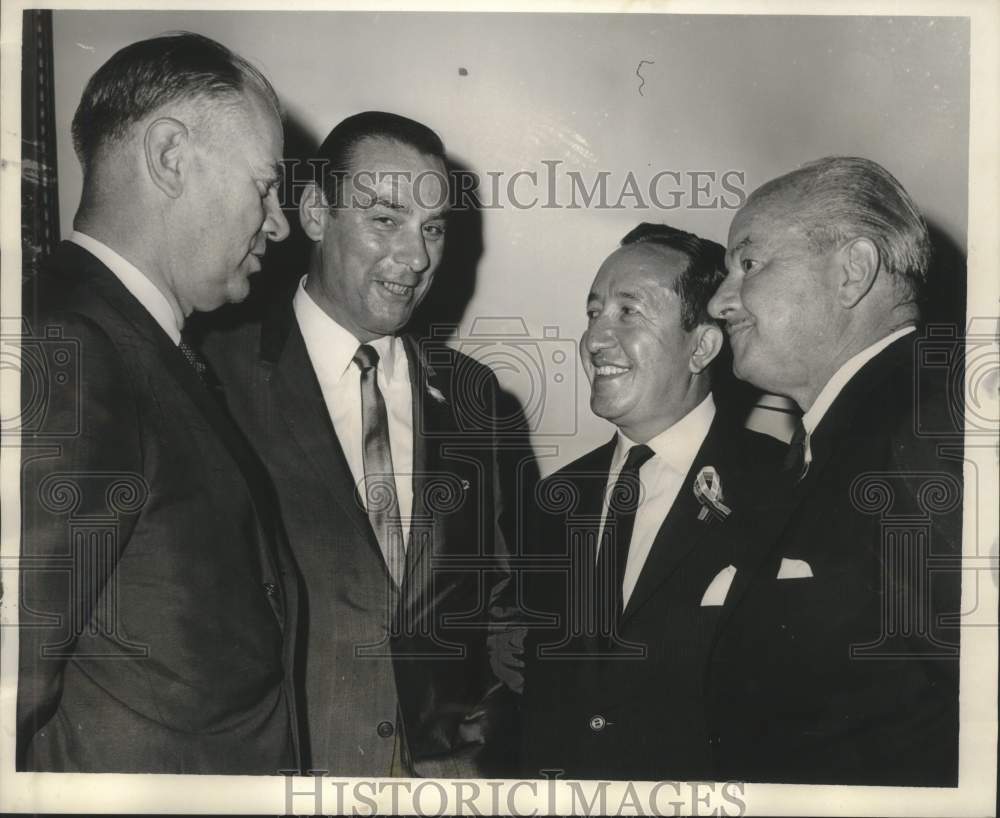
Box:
[747,157,930,303]
[709,157,927,409]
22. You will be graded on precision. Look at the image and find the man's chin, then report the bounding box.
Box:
[224,277,253,306]
[589,395,628,426]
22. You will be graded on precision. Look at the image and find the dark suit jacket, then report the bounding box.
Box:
[520,406,784,781]
[707,331,963,786]
[17,241,300,774]
[203,297,518,777]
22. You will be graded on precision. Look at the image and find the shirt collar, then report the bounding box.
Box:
[802,325,916,436]
[292,276,404,383]
[614,392,716,476]
[69,231,182,345]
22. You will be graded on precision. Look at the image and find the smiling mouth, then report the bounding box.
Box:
[377,280,415,298]
[593,364,631,377]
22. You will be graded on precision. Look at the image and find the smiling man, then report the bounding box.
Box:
[204,111,519,777]
[19,33,296,773]
[705,156,963,785]
[521,223,783,780]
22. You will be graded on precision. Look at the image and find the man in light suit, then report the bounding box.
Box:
[706,156,962,785]
[204,112,518,777]
[520,223,783,780]
[18,33,299,773]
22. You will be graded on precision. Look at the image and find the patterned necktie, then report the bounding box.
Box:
[353,344,406,588]
[596,443,655,637]
[178,336,218,390]
[783,416,809,482]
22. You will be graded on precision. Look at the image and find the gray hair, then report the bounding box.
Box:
[752,156,930,301]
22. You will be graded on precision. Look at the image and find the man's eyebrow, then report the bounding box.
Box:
[373,196,408,212]
[728,235,752,254]
[613,288,643,301]
[726,235,752,264]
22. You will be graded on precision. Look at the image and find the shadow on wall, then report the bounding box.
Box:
[923,219,968,331]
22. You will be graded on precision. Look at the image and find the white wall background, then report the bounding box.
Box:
[51,11,970,474]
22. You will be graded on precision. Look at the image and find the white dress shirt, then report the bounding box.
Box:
[597,393,716,607]
[293,277,414,546]
[69,231,182,345]
[800,325,916,465]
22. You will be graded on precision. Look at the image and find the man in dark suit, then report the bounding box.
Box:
[520,223,784,781]
[706,156,963,785]
[18,34,299,773]
[203,112,518,777]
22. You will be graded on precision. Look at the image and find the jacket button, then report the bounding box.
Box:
[377,720,395,738]
[708,732,721,746]
[263,582,278,597]
[589,715,606,732]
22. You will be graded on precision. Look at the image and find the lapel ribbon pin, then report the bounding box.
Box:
[425,382,447,404]
[416,347,447,404]
[694,466,731,521]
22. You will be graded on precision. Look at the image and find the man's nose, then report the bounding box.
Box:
[263,190,290,243]
[583,318,616,354]
[708,270,741,320]
[393,228,431,274]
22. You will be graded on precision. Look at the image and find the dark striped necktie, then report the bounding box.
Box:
[595,443,655,639]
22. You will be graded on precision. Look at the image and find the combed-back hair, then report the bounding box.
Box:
[751,156,930,301]
[315,111,446,209]
[620,222,727,331]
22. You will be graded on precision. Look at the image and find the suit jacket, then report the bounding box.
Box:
[202,297,518,777]
[520,406,784,780]
[707,331,963,786]
[17,241,300,774]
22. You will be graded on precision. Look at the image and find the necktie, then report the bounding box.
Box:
[783,416,809,482]
[179,336,219,390]
[596,443,655,638]
[354,344,406,588]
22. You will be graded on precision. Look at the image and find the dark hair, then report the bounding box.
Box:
[71,32,279,177]
[620,222,727,331]
[316,111,446,208]
[751,156,930,301]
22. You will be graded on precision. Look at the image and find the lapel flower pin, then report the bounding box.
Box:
[425,382,447,404]
[693,466,731,522]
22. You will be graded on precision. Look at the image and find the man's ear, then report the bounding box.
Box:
[144,118,188,199]
[299,182,329,241]
[838,237,880,308]
[690,322,724,374]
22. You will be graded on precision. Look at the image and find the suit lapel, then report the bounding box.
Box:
[621,415,730,625]
[710,334,917,641]
[262,300,385,564]
[400,335,456,594]
[567,437,618,655]
[54,243,274,510]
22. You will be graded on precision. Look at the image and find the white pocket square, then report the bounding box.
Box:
[700,564,737,607]
[776,557,813,579]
